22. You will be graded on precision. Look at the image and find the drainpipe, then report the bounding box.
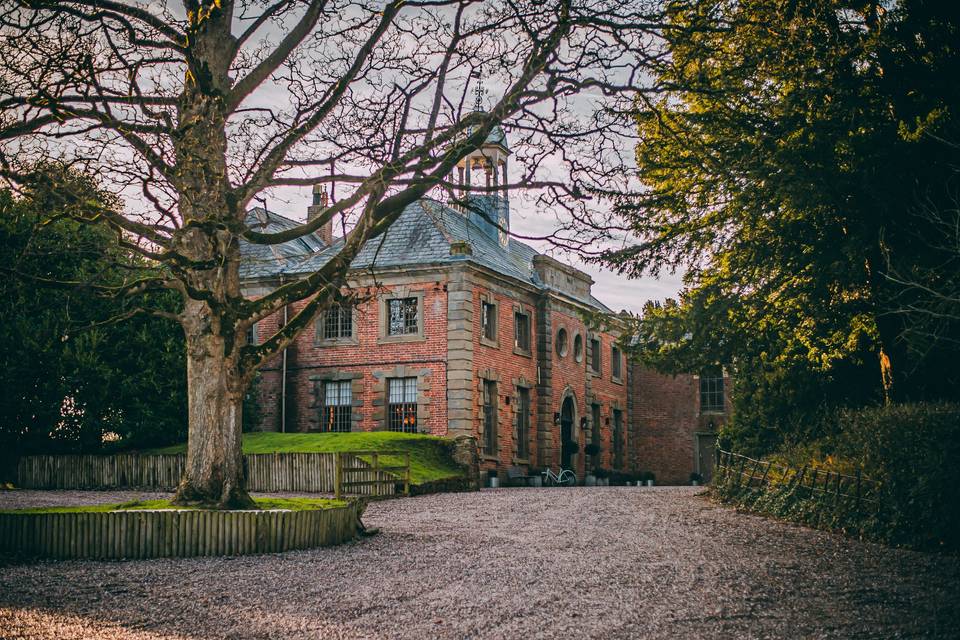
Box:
[280,274,288,433]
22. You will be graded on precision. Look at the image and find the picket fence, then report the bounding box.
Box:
[16,452,409,498]
[0,502,360,559]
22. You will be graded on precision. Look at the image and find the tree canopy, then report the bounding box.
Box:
[606,0,960,449]
[0,166,187,468]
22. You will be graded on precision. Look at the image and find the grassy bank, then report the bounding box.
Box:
[148,431,465,486]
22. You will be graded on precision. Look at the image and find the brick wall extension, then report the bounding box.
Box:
[629,366,730,485]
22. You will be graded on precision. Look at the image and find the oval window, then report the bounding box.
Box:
[573,333,583,363]
[556,327,569,357]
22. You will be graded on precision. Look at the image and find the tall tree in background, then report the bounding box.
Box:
[606,0,960,432]
[0,166,187,467]
[0,0,660,506]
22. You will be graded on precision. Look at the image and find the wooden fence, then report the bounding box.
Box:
[335,450,411,500]
[0,502,360,559]
[16,452,409,498]
[716,449,880,509]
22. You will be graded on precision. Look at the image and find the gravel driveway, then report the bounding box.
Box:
[1,486,958,639]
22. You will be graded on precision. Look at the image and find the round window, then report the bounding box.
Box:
[556,327,569,357]
[573,333,583,363]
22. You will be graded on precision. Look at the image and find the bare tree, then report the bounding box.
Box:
[0,0,663,507]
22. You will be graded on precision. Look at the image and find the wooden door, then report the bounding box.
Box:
[696,433,717,483]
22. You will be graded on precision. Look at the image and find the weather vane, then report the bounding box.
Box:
[473,69,484,112]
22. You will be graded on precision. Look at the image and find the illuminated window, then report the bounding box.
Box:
[321,381,352,432]
[387,377,418,432]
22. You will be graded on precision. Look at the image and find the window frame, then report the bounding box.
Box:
[515,386,531,460]
[482,379,498,455]
[589,336,602,374]
[573,333,583,363]
[556,327,569,357]
[611,344,623,382]
[699,368,725,414]
[379,290,425,343]
[480,298,498,347]
[612,408,624,468]
[316,304,356,345]
[513,309,531,355]
[387,376,419,432]
[321,380,353,433]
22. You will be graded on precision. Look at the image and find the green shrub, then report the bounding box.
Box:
[715,402,960,553]
[834,402,960,551]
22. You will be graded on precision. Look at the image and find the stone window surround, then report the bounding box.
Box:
[572,331,583,363]
[479,292,499,348]
[371,365,432,431]
[556,326,570,358]
[610,344,624,384]
[378,287,426,344]
[314,304,359,346]
[511,377,534,464]
[477,368,503,461]
[308,371,364,432]
[588,332,602,376]
[512,303,532,357]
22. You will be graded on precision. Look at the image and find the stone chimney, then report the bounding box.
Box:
[307,184,334,245]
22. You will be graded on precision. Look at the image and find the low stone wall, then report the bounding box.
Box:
[0,502,360,560]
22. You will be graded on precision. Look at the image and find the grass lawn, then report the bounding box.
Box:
[0,497,346,514]
[148,431,465,485]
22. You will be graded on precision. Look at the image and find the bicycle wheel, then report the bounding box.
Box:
[558,469,577,486]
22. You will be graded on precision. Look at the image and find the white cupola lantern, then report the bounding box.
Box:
[455,114,512,247]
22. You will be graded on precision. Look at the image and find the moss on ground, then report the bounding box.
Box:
[148,431,465,485]
[1,497,346,514]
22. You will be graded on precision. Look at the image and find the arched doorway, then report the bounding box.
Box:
[560,395,576,470]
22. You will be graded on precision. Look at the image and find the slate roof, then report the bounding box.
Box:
[240,199,612,312]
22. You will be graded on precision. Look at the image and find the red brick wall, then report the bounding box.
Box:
[471,285,539,471]
[546,308,629,478]
[253,279,449,435]
[629,366,729,485]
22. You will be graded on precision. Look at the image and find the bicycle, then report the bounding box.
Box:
[542,467,577,487]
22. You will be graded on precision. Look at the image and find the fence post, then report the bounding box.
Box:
[404,452,410,496]
[759,461,771,487]
[334,452,342,501]
[736,455,746,488]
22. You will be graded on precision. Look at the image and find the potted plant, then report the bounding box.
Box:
[594,467,609,487]
[645,472,656,487]
[689,472,703,486]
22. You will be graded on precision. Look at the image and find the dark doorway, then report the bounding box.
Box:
[696,433,717,483]
[560,396,575,469]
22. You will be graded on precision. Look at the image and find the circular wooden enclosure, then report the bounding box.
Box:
[0,503,360,560]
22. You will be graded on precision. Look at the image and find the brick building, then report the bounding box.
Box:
[240,124,730,484]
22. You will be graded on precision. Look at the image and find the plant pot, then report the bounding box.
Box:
[691,480,699,486]
[585,474,597,486]
[529,476,542,488]
[645,479,654,487]
[488,476,499,488]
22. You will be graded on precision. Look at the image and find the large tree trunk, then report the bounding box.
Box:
[172,300,255,509]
